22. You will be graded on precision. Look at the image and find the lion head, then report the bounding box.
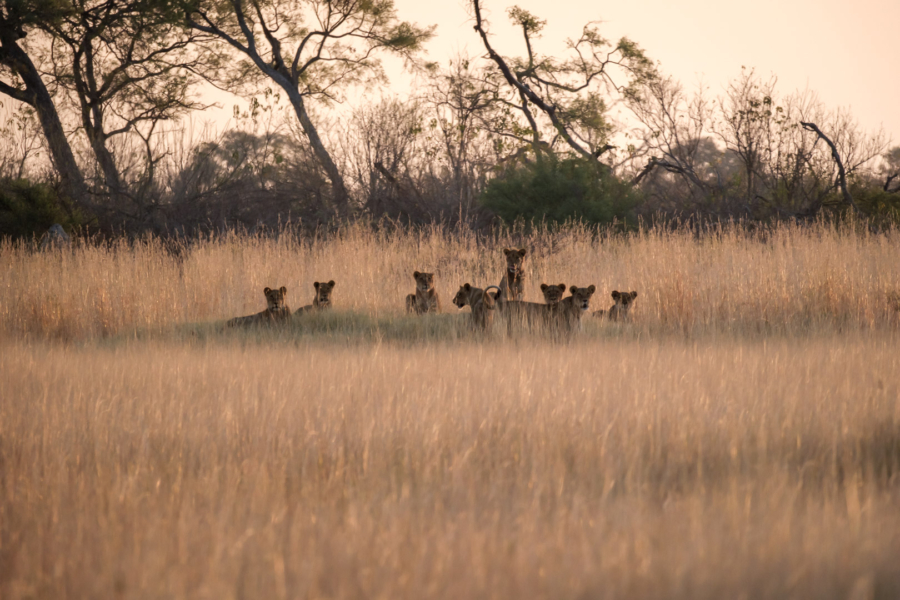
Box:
[503,247,527,276]
[452,283,473,309]
[313,280,335,304]
[568,285,596,312]
[540,283,566,305]
[612,290,638,308]
[264,286,288,311]
[413,271,436,293]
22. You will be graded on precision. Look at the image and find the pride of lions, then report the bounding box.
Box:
[226,247,637,332]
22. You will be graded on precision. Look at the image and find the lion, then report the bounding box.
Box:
[540,283,567,305]
[495,282,566,330]
[552,285,596,331]
[295,280,335,314]
[498,247,527,302]
[452,283,499,329]
[227,286,292,327]
[405,271,441,314]
[594,290,638,321]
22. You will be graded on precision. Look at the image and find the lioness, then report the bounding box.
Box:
[540,283,567,305]
[594,290,638,321]
[405,271,441,314]
[495,282,565,330]
[452,283,499,329]
[552,285,596,331]
[295,280,335,314]
[498,247,527,302]
[227,286,292,327]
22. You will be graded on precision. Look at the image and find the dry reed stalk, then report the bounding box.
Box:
[1,337,899,598]
[0,222,898,339]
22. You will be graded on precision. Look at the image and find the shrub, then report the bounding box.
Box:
[0,178,82,240]
[480,156,641,227]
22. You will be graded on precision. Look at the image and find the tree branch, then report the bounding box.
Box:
[800,121,863,216]
[0,80,33,104]
[471,0,592,159]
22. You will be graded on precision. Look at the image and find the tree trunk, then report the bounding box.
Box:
[284,86,350,216]
[0,35,89,207]
[84,118,125,204]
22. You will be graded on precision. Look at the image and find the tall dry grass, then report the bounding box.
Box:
[1,221,898,339]
[1,222,900,598]
[2,338,899,599]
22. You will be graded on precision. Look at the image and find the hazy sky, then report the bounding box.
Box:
[385,0,898,142]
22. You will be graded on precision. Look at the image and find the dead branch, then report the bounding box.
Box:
[374,161,423,203]
[800,121,863,215]
[632,157,707,190]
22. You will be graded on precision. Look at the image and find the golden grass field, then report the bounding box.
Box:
[2,222,900,599]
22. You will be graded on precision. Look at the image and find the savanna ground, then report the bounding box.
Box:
[2,222,900,599]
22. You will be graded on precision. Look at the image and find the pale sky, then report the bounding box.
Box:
[386,0,898,142]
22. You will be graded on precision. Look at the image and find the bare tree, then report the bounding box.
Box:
[880,147,900,194]
[801,120,862,215]
[713,69,778,206]
[184,0,435,216]
[628,75,714,193]
[421,55,497,218]
[629,68,889,219]
[339,96,422,216]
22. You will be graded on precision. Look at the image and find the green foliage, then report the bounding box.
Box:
[507,6,546,36]
[851,182,900,222]
[0,178,81,240]
[481,156,640,226]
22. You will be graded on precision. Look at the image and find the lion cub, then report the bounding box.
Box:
[405,271,441,314]
[227,286,292,327]
[552,285,596,331]
[295,280,335,314]
[452,283,499,329]
[498,247,527,302]
[594,290,638,321]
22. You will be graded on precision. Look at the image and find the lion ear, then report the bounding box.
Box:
[463,283,471,290]
[631,291,638,298]
[540,283,548,291]
[569,286,577,294]
[413,271,420,278]
[558,284,566,291]
[587,285,596,293]
[314,282,320,290]
[264,287,272,294]
[503,248,511,256]
[280,286,287,295]
[611,290,620,299]
[518,248,526,257]
[328,280,335,287]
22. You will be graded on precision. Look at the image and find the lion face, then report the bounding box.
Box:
[540,283,566,305]
[264,286,288,310]
[413,271,435,293]
[503,247,527,275]
[612,290,638,308]
[314,280,336,303]
[452,283,472,309]
[568,285,596,312]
